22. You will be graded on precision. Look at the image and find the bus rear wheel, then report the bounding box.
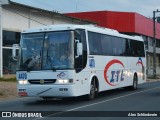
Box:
[128,74,138,91]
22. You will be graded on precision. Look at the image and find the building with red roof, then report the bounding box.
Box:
[67,11,160,75]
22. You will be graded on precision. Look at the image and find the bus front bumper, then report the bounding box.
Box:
[17,84,77,97]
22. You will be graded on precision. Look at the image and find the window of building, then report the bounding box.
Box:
[2,30,20,74]
[3,48,18,74]
[3,30,20,47]
[142,36,148,50]
[148,37,153,46]
[156,39,160,48]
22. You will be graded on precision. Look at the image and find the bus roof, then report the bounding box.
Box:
[22,24,143,41]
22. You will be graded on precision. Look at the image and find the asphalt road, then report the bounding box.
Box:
[1,81,160,120]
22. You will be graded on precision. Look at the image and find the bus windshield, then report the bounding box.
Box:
[19,31,74,71]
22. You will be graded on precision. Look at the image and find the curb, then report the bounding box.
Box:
[146,79,160,83]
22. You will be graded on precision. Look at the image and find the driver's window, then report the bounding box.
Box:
[75,29,87,73]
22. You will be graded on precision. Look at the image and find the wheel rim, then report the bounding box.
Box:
[133,76,137,89]
[90,82,95,98]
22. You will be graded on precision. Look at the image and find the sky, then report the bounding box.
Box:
[11,0,160,18]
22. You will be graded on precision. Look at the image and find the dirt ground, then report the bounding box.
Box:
[0,82,18,101]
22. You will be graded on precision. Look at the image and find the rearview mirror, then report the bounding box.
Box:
[77,43,83,56]
[75,40,83,58]
[12,44,19,61]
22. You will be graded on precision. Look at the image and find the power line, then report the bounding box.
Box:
[70,0,97,12]
[35,0,64,13]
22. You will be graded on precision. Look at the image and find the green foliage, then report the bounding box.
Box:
[147,76,159,79]
[0,77,17,82]
[0,92,3,96]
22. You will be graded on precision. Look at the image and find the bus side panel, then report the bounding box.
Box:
[128,57,146,85]
[87,56,129,92]
[86,55,146,94]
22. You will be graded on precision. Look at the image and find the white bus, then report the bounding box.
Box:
[13,24,146,100]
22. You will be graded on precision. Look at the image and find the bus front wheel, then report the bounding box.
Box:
[87,78,98,100]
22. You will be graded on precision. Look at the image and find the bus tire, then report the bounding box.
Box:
[87,77,99,100]
[129,74,138,91]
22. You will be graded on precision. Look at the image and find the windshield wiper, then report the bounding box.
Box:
[46,56,58,71]
[21,54,41,71]
[46,48,58,71]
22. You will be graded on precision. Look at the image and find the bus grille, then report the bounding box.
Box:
[28,79,56,84]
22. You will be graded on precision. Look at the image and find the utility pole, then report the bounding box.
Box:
[153,9,160,78]
[153,11,156,78]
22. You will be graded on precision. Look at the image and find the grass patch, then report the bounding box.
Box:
[147,76,159,79]
[0,92,4,96]
[0,77,17,82]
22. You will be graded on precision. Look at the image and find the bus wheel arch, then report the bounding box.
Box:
[87,76,99,100]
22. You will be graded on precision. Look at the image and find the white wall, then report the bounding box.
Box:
[2,4,81,32]
[2,8,29,31]
[0,4,89,77]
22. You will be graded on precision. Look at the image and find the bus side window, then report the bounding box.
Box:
[88,32,102,55]
[112,37,123,56]
[124,39,129,56]
[128,39,135,56]
[101,35,113,55]
[128,40,145,57]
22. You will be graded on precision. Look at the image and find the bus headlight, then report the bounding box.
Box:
[57,79,69,84]
[18,80,28,85]
[57,79,73,84]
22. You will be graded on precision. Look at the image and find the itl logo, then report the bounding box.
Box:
[136,57,145,79]
[136,57,144,67]
[104,60,124,86]
[57,72,66,79]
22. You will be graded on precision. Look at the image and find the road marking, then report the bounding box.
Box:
[0,97,36,104]
[0,97,24,103]
[34,86,160,119]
